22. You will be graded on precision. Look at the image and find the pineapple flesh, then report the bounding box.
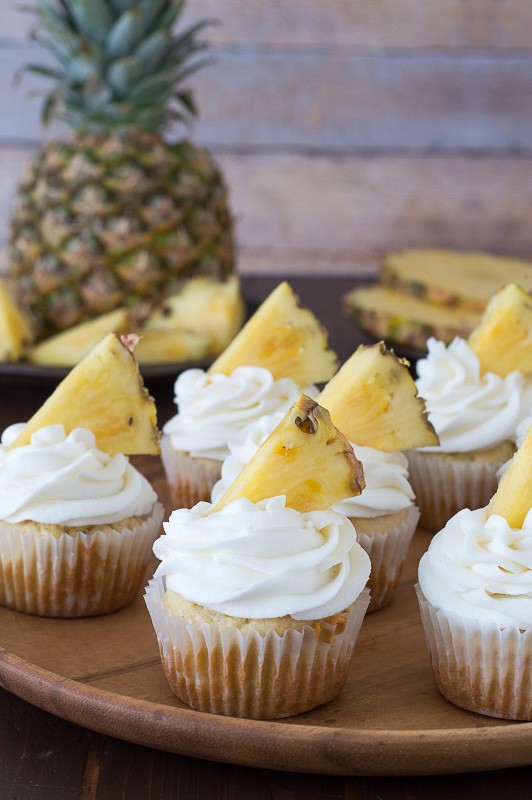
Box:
[0,278,33,361]
[134,329,211,364]
[488,424,532,528]
[318,342,438,451]
[8,333,159,456]
[214,394,364,513]
[7,2,234,339]
[209,282,338,384]
[28,308,128,366]
[143,276,245,356]
[468,283,532,377]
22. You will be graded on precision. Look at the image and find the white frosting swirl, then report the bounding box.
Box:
[163,367,314,461]
[0,424,157,526]
[211,415,414,518]
[153,495,371,620]
[418,506,532,628]
[415,337,531,452]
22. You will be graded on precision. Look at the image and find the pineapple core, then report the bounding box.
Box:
[488,425,532,528]
[468,283,532,377]
[208,281,337,385]
[8,333,159,456]
[213,394,364,513]
[318,342,438,451]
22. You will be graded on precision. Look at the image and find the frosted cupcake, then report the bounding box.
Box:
[160,282,337,508]
[146,394,371,719]
[0,333,163,617]
[417,424,532,719]
[408,336,531,533]
[212,417,418,613]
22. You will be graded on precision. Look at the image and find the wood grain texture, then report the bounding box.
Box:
[4,0,532,50]
[2,42,532,150]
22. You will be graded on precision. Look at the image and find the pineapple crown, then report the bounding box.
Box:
[27,0,215,134]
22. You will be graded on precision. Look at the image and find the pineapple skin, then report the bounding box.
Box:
[8,134,234,339]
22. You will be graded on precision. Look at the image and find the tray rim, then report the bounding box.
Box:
[1,623,532,777]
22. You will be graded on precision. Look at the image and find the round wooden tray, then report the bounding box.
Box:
[0,528,530,777]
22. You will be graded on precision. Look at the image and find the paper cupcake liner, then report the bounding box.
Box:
[145,576,370,719]
[0,503,164,618]
[416,586,532,720]
[406,449,508,534]
[353,504,420,613]
[160,435,221,508]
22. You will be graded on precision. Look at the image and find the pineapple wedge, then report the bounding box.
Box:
[143,276,245,355]
[468,284,532,377]
[134,328,211,364]
[214,394,364,513]
[208,282,337,384]
[318,342,438,451]
[0,278,33,361]
[28,308,128,366]
[488,424,532,528]
[8,333,159,455]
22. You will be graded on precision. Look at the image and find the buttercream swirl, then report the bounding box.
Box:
[163,367,314,461]
[415,337,531,452]
[153,495,371,620]
[418,506,532,628]
[211,415,414,518]
[0,424,157,526]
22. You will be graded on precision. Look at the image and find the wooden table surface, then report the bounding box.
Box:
[1,275,531,800]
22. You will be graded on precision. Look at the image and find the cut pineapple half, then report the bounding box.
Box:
[144,276,245,355]
[208,282,337,384]
[468,283,532,377]
[28,308,129,366]
[8,333,159,455]
[135,328,211,364]
[0,278,33,362]
[317,342,438,451]
[213,394,364,513]
[488,424,532,528]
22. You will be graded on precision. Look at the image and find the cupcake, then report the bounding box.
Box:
[408,336,531,533]
[160,282,337,508]
[417,425,532,719]
[0,424,163,617]
[0,332,163,617]
[212,418,418,613]
[146,394,371,719]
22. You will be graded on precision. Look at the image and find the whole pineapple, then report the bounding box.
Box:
[8,0,234,339]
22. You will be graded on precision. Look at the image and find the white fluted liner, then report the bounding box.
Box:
[354,504,420,612]
[406,449,507,534]
[160,435,221,508]
[0,503,164,617]
[145,575,370,719]
[416,585,532,720]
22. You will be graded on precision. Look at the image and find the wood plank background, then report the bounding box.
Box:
[1,0,532,276]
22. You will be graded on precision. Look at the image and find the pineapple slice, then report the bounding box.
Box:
[208,282,337,384]
[488,424,532,528]
[468,284,532,377]
[144,276,245,355]
[28,309,128,366]
[8,333,159,455]
[382,249,532,312]
[344,284,481,351]
[317,342,438,451]
[0,278,33,361]
[214,394,364,513]
[135,328,211,364]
